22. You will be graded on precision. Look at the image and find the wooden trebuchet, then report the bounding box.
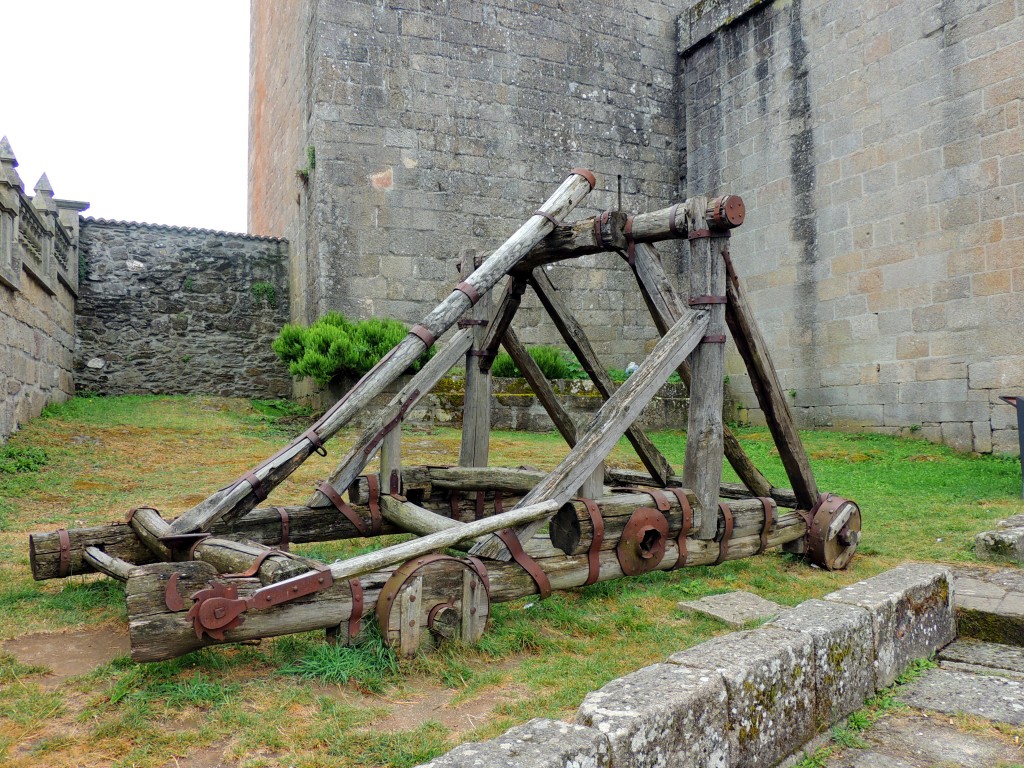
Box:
[169,170,596,537]
[30,178,858,665]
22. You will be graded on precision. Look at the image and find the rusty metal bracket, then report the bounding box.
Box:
[458,318,488,329]
[707,195,745,229]
[301,428,327,457]
[701,335,727,344]
[348,578,363,641]
[576,498,604,585]
[275,506,291,551]
[715,502,734,565]
[617,507,669,576]
[164,572,185,612]
[187,564,334,641]
[243,471,268,502]
[410,324,436,348]
[755,497,776,555]
[449,490,462,520]
[365,474,382,532]
[533,209,565,228]
[57,528,71,578]
[318,481,372,536]
[667,488,693,569]
[455,281,481,305]
[159,532,211,562]
[688,295,727,306]
[496,529,552,599]
[475,491,486,521]
[668,202,683,237]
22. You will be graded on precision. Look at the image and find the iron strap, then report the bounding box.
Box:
[410,324,436,348]
[667,488,693,569]
[301,428,327,457]
[496,529,551,599]
[455,281,481,305]
[363,391,420,457]
[475,490,486,521]
[623,215,636,266]
[688,295,727,306]
[533,209,564,228]
[715,502,734,565]
[639,488,672,513]
[366,474,383,533]
[449,490,461,520]
[576,498,604,586]
[318,481,370,536]
[243,471,268,502]
[701,335,728,344]
[756,497,776,555]
[275,506,291,551]
[668,202,683,237]
[594,210,611,248]
[57,528,71,578]
[224,548,288,578]
[348,578,364,641]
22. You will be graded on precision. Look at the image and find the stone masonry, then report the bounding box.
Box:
[248,0,686,368]
[0,137,84,443]
[680,0,1024,453]
[75,220,291,399]
[250,0,1023,454]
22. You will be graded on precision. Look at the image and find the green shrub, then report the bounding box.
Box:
[491,345,576,380]
[272,312,433,386]
[0,445,48,474]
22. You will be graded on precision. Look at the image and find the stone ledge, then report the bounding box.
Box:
[678,0,771,55]
[414,565,956,768]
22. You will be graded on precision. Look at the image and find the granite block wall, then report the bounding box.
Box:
[680,0,1024,453]
[248,0,687,369]
[75,220,291,398]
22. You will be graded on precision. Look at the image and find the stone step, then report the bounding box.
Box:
[896,668,1024,725]
[953,567,1024,646]
[938,638,1024,676]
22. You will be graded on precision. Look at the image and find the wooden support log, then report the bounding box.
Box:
[459,251,493,469]
[723,252,820,511]
[170,170,595,537]
[628,242,774,498]
[84,547,137,582]
[502,327,579,447]
[682,198,728,539]
[190,538,325,585]
[529,269,674,486]
[479,276,528,371]
[471,306,710,561]
[605,469,799,509]
[516,210,628,269]
[127,501,803,662]
[307,328,473,509]
[628,197,743,243]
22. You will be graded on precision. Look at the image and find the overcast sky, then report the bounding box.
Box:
[3,2,249,233]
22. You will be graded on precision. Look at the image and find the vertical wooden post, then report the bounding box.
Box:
[380,427,402,494]
[459,251,492,468]
[683,198,727,540]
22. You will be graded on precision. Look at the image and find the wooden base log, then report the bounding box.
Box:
[126,500,804,662]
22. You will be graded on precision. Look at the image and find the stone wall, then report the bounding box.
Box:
[75,220,291,398]
[0,137,84,443]
[248,0,686,369]
[680,0,1024,453]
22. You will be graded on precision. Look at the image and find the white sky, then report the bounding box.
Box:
[3,2,250,233]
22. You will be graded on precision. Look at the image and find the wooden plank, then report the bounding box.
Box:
[479,276,528,370]
[724,252,820,510]
[528,269,674,486]
[461,567,487,642]
[629,242,774,498]
[380,428,402,495]
[398,576,423,657]
[682,198,728,539]
[307,328,472,508]
[502,327,578,447]
[470,307,710,560]
[171,170,595,535]
[459,251,492,468]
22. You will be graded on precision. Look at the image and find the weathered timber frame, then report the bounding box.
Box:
[29,172,862,663]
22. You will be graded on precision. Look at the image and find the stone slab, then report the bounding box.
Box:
[974,527,1024,563]
[415,718,610,768]
[576,662,732,768]
[938,638,1024,675]
[824,713,1023,768]
[766,599,874,729]
[896,668,1024,725]
[824,564,955,689]
[668,629,815,768]
[953,567,1024,645]
[677,591,784,628]
[939,660,1024,681]
[678,0,771,54]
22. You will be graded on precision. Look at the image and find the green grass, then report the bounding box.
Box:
[0,394,1022,767]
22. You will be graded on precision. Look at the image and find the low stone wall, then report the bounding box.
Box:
[75,219,291,398]
[417,564,955,768]
[299,376,728,433]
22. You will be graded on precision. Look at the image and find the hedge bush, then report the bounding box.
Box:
[490,345,579,380]
[272,312,433,385]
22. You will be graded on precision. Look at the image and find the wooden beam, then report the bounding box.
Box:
[528,269,674,486]
[479,276,528,371]
[306,328,472,508]
[516,210,628,270]
[459,251,493,468]
[724,252,820,510]
[680,199,729,539]
[629,242,774,498]
[170,170,596,535]
[470,306,710,560]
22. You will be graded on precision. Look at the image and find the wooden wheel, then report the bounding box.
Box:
[807,495,861,571]
[375,554,489,656]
